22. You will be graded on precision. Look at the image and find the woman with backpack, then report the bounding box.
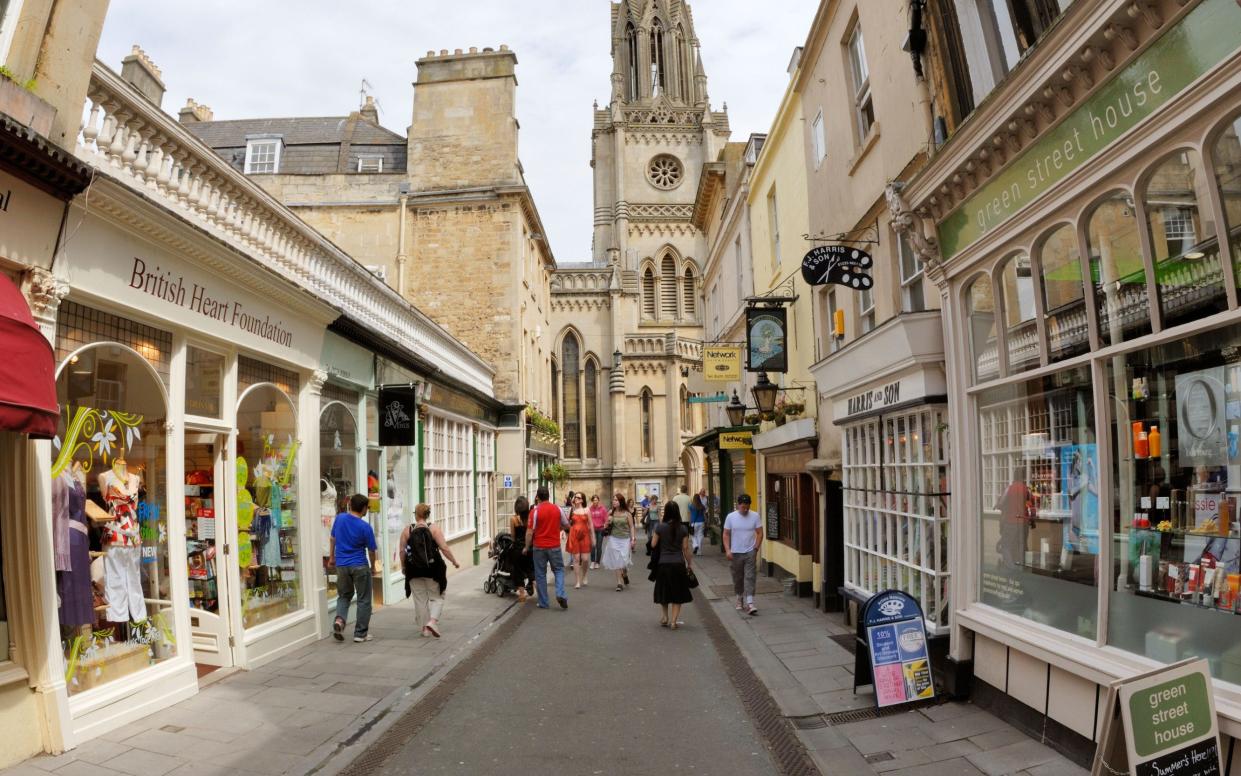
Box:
[400,503,460,637]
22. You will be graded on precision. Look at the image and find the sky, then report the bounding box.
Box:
[97,1,819,263]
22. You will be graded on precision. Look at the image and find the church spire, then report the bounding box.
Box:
[611,0,703,108]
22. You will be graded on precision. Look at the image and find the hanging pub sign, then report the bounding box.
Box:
[746,307,788,373]
[377,385,418,446]
[800,245,874,290]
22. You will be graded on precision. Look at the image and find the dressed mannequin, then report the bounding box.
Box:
[52,461,96,626]
[98,455,147,623]
[320,477,337,561]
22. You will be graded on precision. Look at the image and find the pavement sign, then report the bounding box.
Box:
[853,590,935,708]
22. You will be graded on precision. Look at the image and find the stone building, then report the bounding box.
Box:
[183,46,558,532]
[546,0,730,506]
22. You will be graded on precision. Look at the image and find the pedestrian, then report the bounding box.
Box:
[562,491,576,569]
[601,493,636,591]
[644,494,662,549]
[400,503,461,638]
[330,494,378,643]
[723,494,762,616]
[566,493,594,588]
[672,484,693,530]
[588,494,608,569]
[524,486,569,609]
[509,496,535,602]
[689,491,707,555]
[650,501,693,630]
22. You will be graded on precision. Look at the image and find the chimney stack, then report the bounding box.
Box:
[120,45,165,107]
[359,95,379,124]
[178,98,214,124]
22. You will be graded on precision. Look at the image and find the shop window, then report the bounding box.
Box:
[898,232,926,313]
[640,388,653,460]
[53,344,174,695]
[1038,224,1089,362]
[1143,150,1227,329]
[425,415,473,539]
[1000,253,1039,372]
[584,360,598,458]
[1211,112,1241,285]
[1087,192,1151,345]
[859,286,876,333]
[562,336,581,459]
[966,275,999,382]
[1105,322,1241,682]
[236,384,300,629]
[319,395,358,572]
[385,445,411,566]
[56,301,172,384]
[977,366,1098,640]
[185,346,224,419]
[477,429,497,541]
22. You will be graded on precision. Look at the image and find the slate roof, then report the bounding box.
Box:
[185,116,405,148]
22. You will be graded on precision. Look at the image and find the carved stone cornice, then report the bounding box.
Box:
[628,203,694,222]
[25,267,70,319]
[308,369,328,395]
[885,182,945,289]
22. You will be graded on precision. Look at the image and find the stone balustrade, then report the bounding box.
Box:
[77,61,494,395]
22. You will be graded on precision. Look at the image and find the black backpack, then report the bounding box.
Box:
[403,525,438,576]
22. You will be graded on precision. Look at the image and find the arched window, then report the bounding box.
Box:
[660,255,678,319]
[1087,192,1149,345]
[680,385,690,432]
[1038,224,1088,362]
[1212,112,1241,282]
[650,18,666,96]
[584,359,598,459]
[682,266,696,319]
[641,388,654,460]
[626,23,639,102]
[1143,150,1225,327]
[642,266,657,319]
[966,275,998,383]
[676,25,689,100]
[999,253,1038,373]
[562,337,581,459]
[550,359,559,425]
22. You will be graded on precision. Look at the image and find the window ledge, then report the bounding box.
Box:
[0,661,29,689]
[847,121,882,177]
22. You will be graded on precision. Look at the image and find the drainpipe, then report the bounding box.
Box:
[396,194,409,294]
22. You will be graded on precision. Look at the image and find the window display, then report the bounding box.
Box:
[978,366,1098,639]
[53,344,174,695]
[319,394,358,576]
[236,384,300,629]
[185,438,219,616]
[1108,323,1241,682]
[386,445,411,572]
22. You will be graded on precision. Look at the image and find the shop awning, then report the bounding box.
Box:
[0,273,57,438]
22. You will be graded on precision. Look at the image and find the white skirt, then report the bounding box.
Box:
[600,536,632,570]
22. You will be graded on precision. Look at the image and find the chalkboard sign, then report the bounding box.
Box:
[765,503,780,540]
[853,590,935,708]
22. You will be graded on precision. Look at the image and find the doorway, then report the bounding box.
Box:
[185,432,236,667]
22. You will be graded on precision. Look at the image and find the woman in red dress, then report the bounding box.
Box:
[565,493,594,589]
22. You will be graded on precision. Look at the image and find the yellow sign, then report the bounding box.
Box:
[703,346,742,382]
[720,431,752,450]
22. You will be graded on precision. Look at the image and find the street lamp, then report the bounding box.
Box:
[725,390,746,428]
[752,372,778,414]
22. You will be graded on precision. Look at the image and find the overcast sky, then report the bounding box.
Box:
[98,1,818,263]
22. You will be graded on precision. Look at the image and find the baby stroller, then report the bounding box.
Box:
[482,532,521,597]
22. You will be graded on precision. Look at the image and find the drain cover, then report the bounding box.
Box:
[864,752,895,763]
[788,714,828,730]
[829,634,856,655]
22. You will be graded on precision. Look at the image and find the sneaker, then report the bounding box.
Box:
[746,605,759,616]
[425,622,441,638]
[536,603,550,609]
[735,600,744,611]
[623,572,630,586]
[333,617,345,641]
[557,596,568,609]
[353,634,373,643]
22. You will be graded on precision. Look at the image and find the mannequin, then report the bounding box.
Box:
[53,461,96,626]
[98,453,147,623]
[320,477,337,561]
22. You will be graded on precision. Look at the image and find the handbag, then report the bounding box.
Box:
[686,568,700,589]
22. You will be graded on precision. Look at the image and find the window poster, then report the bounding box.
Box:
[1061,444,1099,554]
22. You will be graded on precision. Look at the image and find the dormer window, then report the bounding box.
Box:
[244,137,281,174]
[356,155,384,173]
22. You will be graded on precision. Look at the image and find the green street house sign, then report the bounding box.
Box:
[937,0,1241,261]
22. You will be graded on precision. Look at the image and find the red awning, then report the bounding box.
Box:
[0,273,58,438]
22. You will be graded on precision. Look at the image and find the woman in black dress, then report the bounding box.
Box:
[509,496,535,601]
[650,501,693,630]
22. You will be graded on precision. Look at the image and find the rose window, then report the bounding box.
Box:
[647,154,683,190]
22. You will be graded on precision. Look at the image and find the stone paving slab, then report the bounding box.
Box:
[692,552,1089,776]
[6,563,515,776]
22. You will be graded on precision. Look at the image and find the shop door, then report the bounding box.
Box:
[185,433,236,667]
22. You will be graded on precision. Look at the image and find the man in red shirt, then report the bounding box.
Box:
[523,486,568,609]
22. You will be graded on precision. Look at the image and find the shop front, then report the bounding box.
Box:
[898,0,1241,755]
[45,197,333,740]
[813,312,951,634]
[754,421,818,596]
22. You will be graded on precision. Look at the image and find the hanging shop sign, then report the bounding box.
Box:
[377,385,418,446]
[1092,658,1221,776]
[704,345,743,381]
[746,307,788,373]
[800,245,874,290]
[720,431,752,450]
[688,392,729,404]
[853,590,936,708]
[937,0,1241,260]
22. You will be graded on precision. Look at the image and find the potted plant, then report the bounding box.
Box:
[526,407,561,444]
[541,463,570,484]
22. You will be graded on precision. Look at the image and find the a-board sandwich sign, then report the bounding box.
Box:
[1093,658,1222,776]
[856,590,935,708]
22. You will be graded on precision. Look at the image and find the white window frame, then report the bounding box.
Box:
[859,286,876,333]
[847,25,874,141]
[244,137,282,174]
[425,413,474,541]
[356,155,384,173]
[827,289,841,354]
[0,0,26,64]
[898,231,926,313]
[811,109,827,166]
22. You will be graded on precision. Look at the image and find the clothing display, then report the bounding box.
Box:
[319,477,337,557]
[100,469,141,547]
[104,545,146,622]
[54,469,94,626]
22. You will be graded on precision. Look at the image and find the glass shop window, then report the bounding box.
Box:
[967,275,999,383]
[1000,253,1039,373]
[1210,112,1241,294]
[185,346,224,419]
[1038,224,1090,362]
[1087,192,1151,345]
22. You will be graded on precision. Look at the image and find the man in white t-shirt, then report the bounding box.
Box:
[723,493,762,616]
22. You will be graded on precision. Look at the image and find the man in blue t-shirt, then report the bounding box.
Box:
[330,493,378,642]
